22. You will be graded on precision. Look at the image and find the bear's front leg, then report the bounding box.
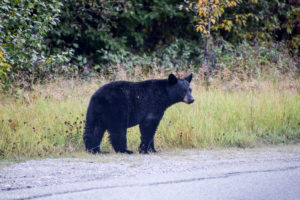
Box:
[139,118,160,154]
[148,139,158,153]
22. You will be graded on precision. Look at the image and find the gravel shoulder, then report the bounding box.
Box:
[0,145,300,200]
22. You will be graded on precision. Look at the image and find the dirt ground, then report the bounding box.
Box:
[1,145,300,192]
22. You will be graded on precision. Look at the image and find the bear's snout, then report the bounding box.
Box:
[183,94,194,104]
[188,98,194,104]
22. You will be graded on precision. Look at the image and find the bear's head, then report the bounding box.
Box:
[167,73,194,104]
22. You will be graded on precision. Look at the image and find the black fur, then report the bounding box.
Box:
[83,73,194,154]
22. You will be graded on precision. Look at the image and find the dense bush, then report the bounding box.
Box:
[46,0,199,73]
[0,0,299,91]
[220,0,300,52]
[0,0,70,90]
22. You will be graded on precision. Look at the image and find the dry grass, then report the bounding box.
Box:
[0,70,299,160]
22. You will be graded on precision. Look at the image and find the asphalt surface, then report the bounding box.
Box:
[1,146,300,200]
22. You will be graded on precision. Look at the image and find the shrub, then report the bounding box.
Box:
[0,0,70,91]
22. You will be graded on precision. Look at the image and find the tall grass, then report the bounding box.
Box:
[0,74,299,159]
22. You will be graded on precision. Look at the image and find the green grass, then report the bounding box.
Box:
[0,77,299,160]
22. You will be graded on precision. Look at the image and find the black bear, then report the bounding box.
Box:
[83,73,194,154]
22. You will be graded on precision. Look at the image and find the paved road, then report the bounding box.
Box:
[1,146,300,200]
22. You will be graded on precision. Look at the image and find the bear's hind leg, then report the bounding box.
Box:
[83,123,105,154]
[108,128,133,154]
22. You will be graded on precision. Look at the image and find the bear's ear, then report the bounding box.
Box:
[185,73,193,83]
[168,74,178,85]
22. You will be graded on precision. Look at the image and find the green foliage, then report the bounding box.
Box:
[0,49,11,91]
[0,0,299,90]
[0,0,70,90]
[47,0,127,70]
[221,0,300,52]
[47,0,198,71]
[213,40,298,74]
[94,39,203,73]
[156,39,203,70]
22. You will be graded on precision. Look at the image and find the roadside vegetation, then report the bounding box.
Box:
[0,70,299,160]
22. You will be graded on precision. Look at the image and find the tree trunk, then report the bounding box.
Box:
[203,33,210,76]
[203,3,212,85]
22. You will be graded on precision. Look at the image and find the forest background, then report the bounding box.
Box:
[0,0,299,90]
